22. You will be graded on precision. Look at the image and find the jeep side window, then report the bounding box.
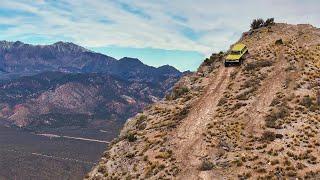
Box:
[231,51,240,55]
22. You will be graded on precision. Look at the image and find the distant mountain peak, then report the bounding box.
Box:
[118,57,145,67]
[51,41,88,53]
[119,57,143,63]
[0,40,19,49]
[157,64,181,74]
[0,40,182,81]
[13,41,24,46]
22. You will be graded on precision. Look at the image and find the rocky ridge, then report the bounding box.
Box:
[87,23,320,179]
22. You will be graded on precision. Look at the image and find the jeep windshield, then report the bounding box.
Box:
[231,51,241,55]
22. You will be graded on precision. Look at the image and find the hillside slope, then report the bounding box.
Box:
[0,71,178,129]
[87,23,320,179]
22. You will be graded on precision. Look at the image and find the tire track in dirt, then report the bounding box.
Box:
[172,66,234,180]
[245,47,287,137]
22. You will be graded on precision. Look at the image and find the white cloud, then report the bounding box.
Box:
[0,0,319,56]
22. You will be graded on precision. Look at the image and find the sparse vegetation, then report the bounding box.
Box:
[275,39,283,45]
[264,18,275,26]
[261,131,276,141]
[265,106,289,128]
[88,22,320,180]
[199,160,214,171]
[203,53,224,66]
[244,60,273,71]
[167,86,190,100]
[300,95,313,108]
[251,18,265,30]
[126,133,137,142]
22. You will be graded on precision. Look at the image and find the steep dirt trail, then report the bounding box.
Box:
[173,66,234,180]
[245,47,287,136]
[176,48,286,179]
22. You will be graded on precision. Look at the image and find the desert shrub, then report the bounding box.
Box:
[275,133,283,139]
[230,70,238,80]
[261,131,276,141]
[199,160,214,171]
[238,172,252,179]
[270,96,281,106]
[217,97,227,106]
[271,159,280,165]
[300,95,313,108]
[98,165,107,174]
[287,171,297,177]
[169,86,190,100]
[177,106,190,120]
[137,122,147,130]
[236,87,257,100]
[126,133,137,142]
[250,18,275,29]
[251,18,265,29]
[242,79,260,89]
[265,106,289,128]
[204,53,224,66]
[231,102,247,110]
[126,153,135,158]
[233,159,243,167]
[244,60,273,71]
[155,151,172,159]
[203,58,212,65]
[275,39,283,45]
[264,18,275,26]
[136,115,147,124]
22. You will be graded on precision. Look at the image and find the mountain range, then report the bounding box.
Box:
[0,41,183,130]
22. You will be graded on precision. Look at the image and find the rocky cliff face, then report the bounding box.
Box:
[86,23,320,179]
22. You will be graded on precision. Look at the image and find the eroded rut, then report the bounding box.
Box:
[172,66,234,180]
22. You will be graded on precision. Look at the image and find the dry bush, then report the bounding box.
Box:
[300,95,313,108]
[126,133,137,142]
[275,39,283,45]
[265,106,289,128]
[244,60,273,71]
[98,165,107,174]
[217,97,227,106]
[199,160,214,171]
[251,18,265,29]
[203,52,224,66]
[300,95,319,112]
[236,87,257,100]
[167,86,190,100]
[264,18,275,26]
[261,131,276,141]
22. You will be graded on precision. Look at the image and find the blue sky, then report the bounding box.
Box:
[0,0,319,71]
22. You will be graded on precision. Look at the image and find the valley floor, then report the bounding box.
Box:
[0,125,115,180]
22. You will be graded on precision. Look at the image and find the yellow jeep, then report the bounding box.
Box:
[225,43,248,67]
